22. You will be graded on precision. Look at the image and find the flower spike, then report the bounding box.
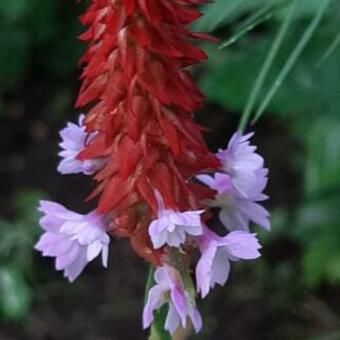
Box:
[34,1,271,336]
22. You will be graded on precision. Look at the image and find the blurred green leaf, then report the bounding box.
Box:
[0,266,31,319]
[0,0,81,93]
[316,31,340,68]
[239,0,299,131]
[15,191,42,223]
[219,0,291,49]
[194,0,248,32]
[0,190,43,320]
[252,0,332,124]
[301,224,340,288]
[201,24,340,118]
[293,115,340,288]
[0,0,31,21]
[304,118,340,195]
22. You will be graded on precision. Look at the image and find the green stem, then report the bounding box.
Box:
[238,0,299,132]
[251,0,331,125]
[144,266,155,303]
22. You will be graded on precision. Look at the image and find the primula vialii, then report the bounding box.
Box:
[35,0,270,336]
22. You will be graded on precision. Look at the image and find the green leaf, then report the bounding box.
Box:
[304,118,340,195]
[219,0,291,49]
[238,0,300,131]
[15,190,42,223]
[202,1,340,119]
[325,255,340,284]
[0,266,31,319]
[0,0,31,21]
[194,0,248,32]
[251,0,332,124]
[316,31,340,68]
[294,124,340,287]
[301,225,340,288]
[302,239,329,288]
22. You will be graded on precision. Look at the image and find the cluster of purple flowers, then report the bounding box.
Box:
[35,117,269,334]
[143,132,269,332]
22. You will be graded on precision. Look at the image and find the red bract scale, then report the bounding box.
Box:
[76,0,219,264]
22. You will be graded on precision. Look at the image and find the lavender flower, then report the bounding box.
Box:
[217,132,266,199]
[35,200,110,282]
[196,228,261,298]
[57,114,105,175]
[149,191,204,249]
[143,266,202,334]
[197,173,270,231]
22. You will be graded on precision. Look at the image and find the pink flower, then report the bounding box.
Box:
[57,114,106,175]
[143,266,202,335]
[196,228,261,298]
[149,191,204,249]
[217,132,266,199]
[35,200,110,282]
[197,173,270,231]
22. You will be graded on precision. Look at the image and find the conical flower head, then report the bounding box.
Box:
[76,0,219,263]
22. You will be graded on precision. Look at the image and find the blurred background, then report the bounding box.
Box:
[0,0,340,339]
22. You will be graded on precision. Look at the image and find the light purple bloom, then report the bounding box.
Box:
[196,228,261,298]
[217,132,266,199]
[57,114,106,175]
[35,200,110,282]
[143,265,202,334]
[149,191,204,249]
[197,173,270,231]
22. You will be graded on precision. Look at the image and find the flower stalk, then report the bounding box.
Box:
[34,0,272,336]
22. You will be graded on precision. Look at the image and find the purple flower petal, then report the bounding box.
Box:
[188,305,203,333]
[197,170,270,231]
[57,114,106,175]
[196,241,218,298]
[55,244,81,270]
[143,266,202,335]
[164,302,180,334]
[143,285,167,329]
[219,207,250,231]
[196,228,262,297]
[63,250,88,282]
[149,192,204,249]
[217,131,268,200]
[171,286,187,326]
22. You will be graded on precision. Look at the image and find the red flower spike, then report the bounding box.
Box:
[77,0,219,263]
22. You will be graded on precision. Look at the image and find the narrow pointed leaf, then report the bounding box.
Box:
[219,0,292,49]
[195,0,247,32]
[239,0,300,132]
[316,31,340,68]
[252,0,332,124]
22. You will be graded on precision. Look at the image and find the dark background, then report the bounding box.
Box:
[1,0,340,339]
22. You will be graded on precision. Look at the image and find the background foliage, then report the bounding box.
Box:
[1,0,340,339]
